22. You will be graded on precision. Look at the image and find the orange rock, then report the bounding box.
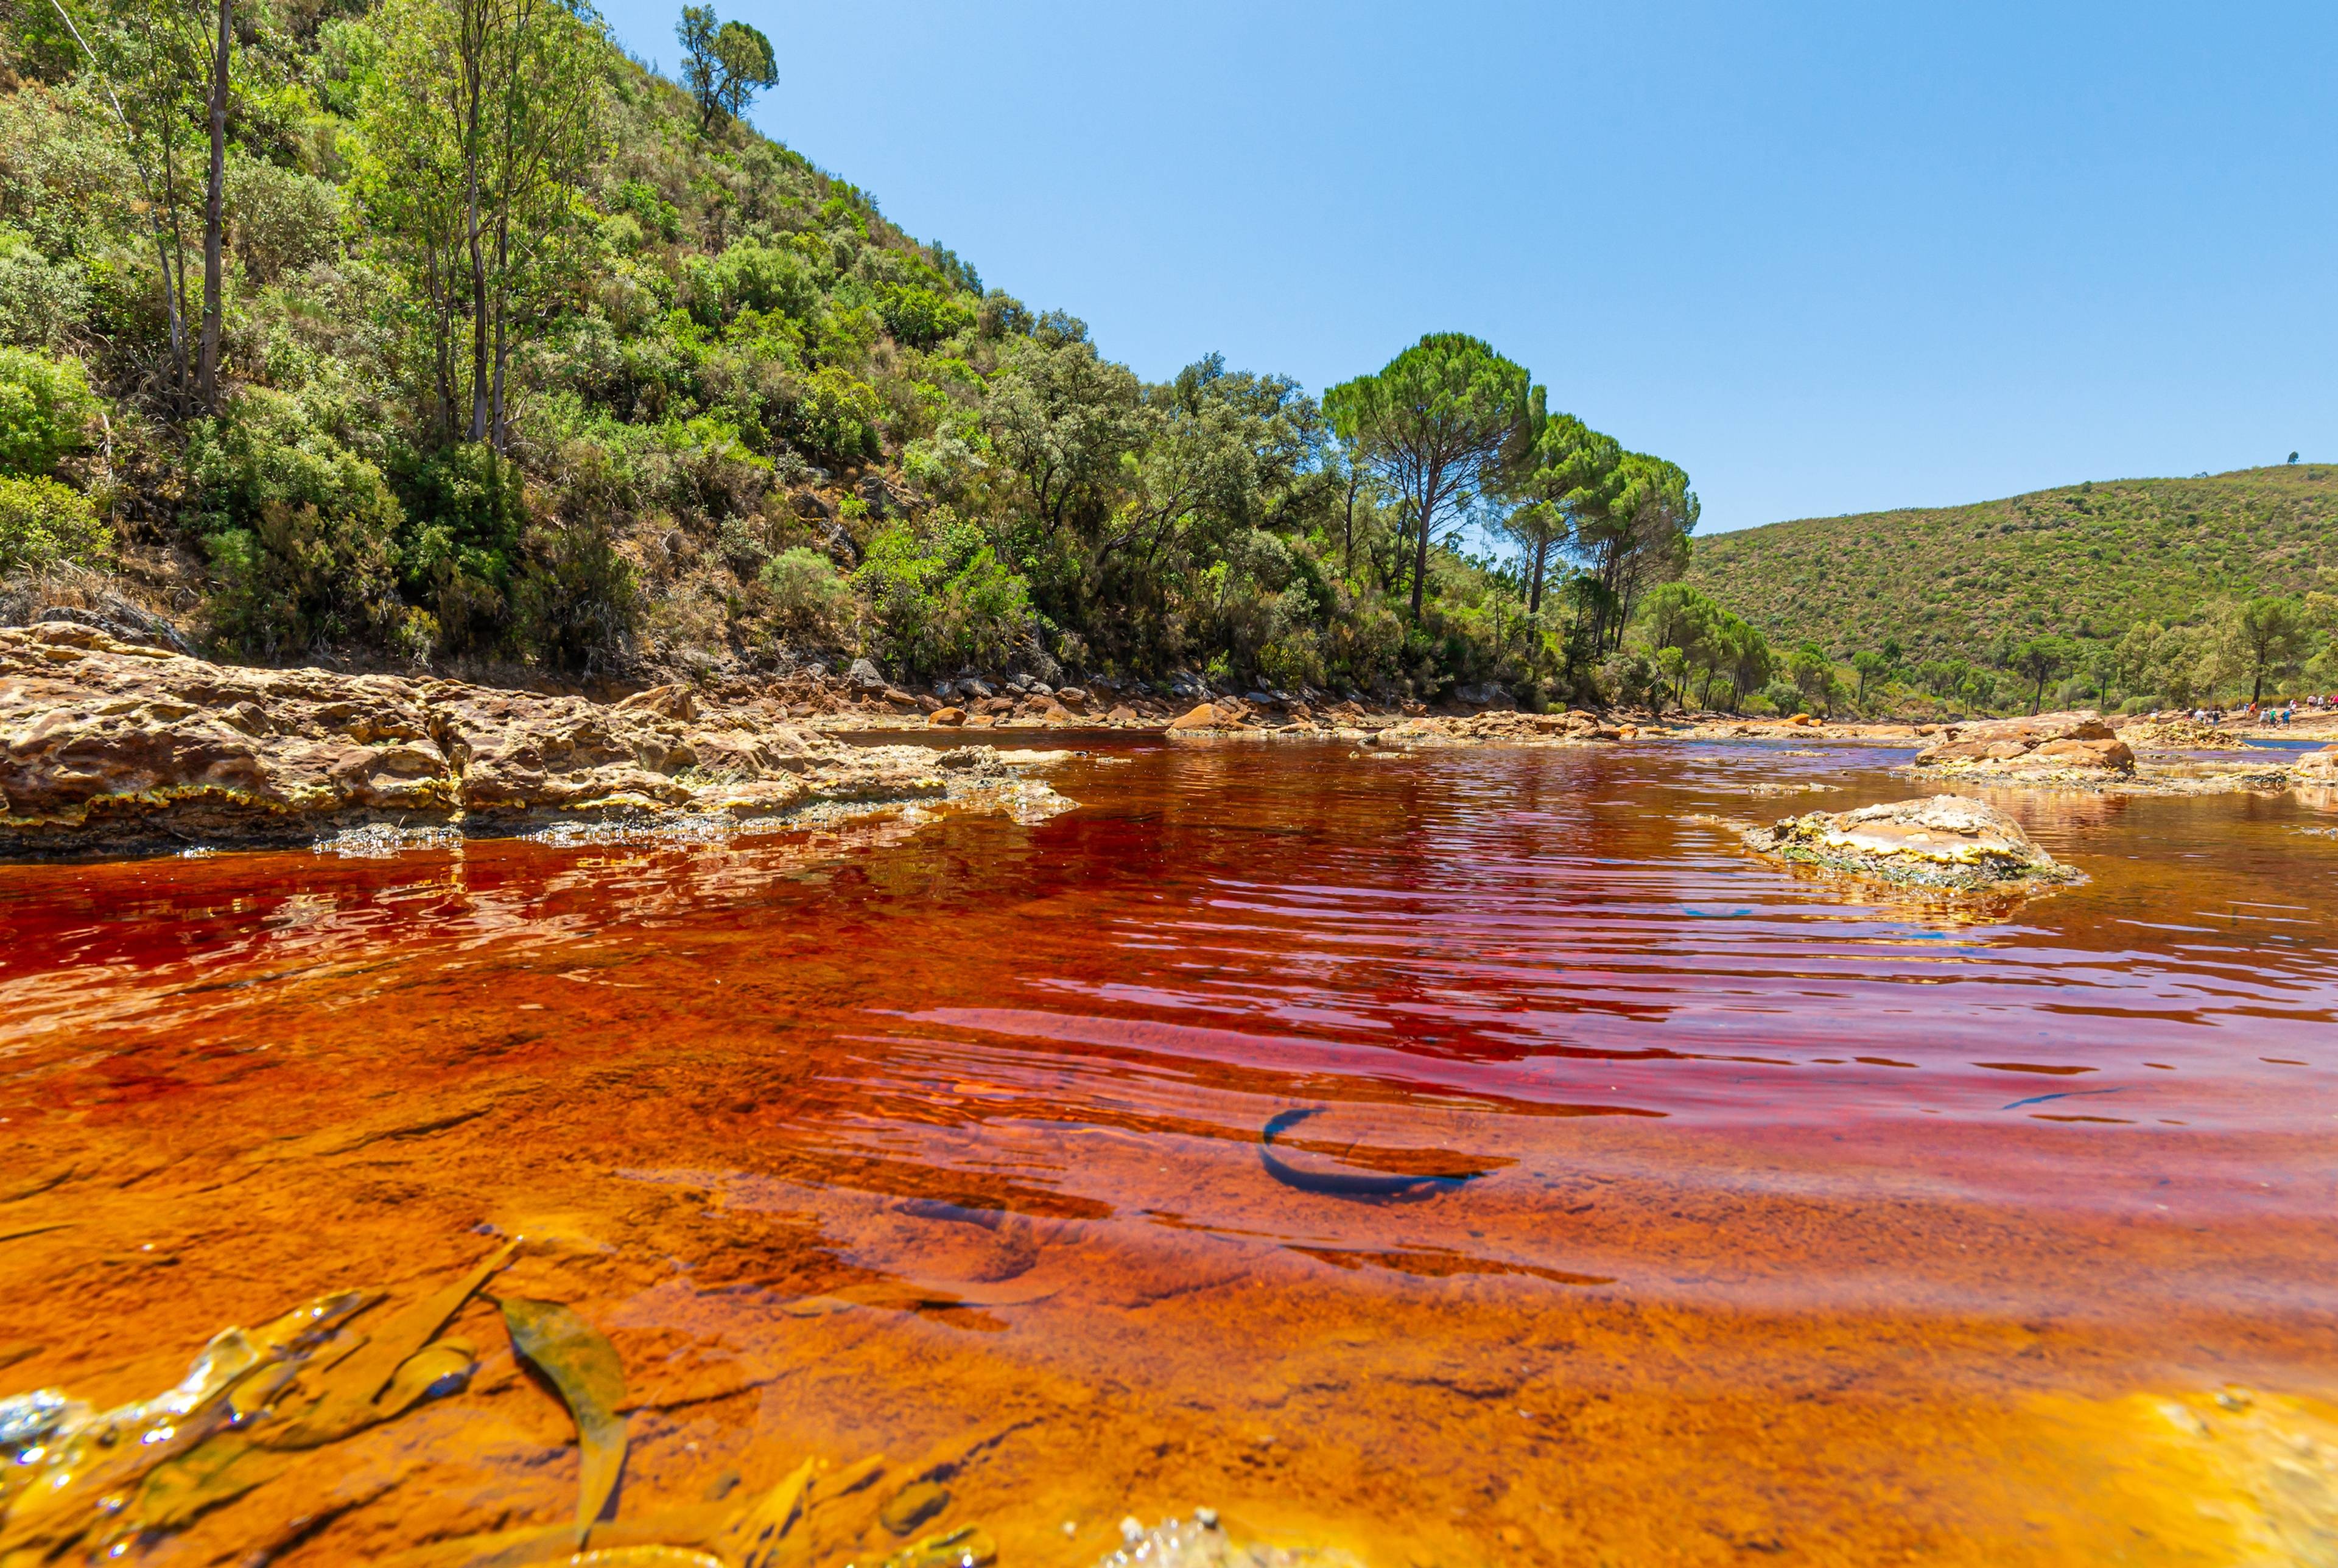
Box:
[929,707,965,726]
[2031,737,2135,770]
[1106,705,1139,724]
[614,684,697,722]
[1168,703,1221,732]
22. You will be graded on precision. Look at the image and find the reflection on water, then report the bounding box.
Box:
[2,740,2336,1565]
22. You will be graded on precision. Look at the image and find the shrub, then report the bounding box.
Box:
[394,441,524,649]
[511,517,636,673]
[683,240,818,326]
[0,231,88,348]
[185,388,404,654]
[0,346,98,476]
[205,500,399,657]
[0,473,108,572]
[877,284,974,350]
[226,159,344,284]
[778,366,882,464]
[852,514,1033,676]
[759,545,849,637]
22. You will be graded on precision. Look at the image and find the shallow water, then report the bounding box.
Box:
[4,738,2337,1565]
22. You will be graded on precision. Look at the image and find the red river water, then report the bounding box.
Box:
[4,737,2336,1565]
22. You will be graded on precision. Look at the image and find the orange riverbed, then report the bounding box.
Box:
[4,738,2337,1566]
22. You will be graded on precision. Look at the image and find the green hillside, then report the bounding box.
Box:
[0,0,1690,706]
[1687,466,2338,662]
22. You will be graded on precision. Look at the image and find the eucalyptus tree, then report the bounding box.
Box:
[42,0,230,404]
[1718,614,1775,711]
[193,0,226,411]
[1325,332,1531,621]
[363,0,608,447]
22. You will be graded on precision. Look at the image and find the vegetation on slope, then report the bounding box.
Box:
[1681,466,2338,710]
[0,0,1697,707]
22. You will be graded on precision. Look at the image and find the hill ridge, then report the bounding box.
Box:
[1687,463,2338,662]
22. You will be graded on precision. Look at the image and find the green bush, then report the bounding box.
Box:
[205,500,399,657]
[186,388,404,655]
[877,283,974,350]
[853,514,1033,676]
[759,545,850,638]
[394,442,524,649]
[683,240,818,326]
[226,159,344,283]
[0,230,87,348]
[779,366,882,463]
[0,472,108,572]
[0,346,97,477]
[511,517,636,673]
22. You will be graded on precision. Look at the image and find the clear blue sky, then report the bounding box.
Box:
[598,0,2336,534]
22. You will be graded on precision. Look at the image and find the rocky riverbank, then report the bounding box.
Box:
[0,625,1074,858]
[1899,709,2337,796]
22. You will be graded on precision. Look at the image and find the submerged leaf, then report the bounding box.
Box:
[883,1524,997,1568]
[719,1456,816,1568]
[880,1480,949,1535]
[268,1242,514,1450]
[499,1297,628,1539]
[379,1339,477,1417]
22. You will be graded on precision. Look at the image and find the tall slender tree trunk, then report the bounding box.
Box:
[196,0,229,413]
[488,194,511,449]
[161,111,190,401]
[1341,468,1360,577]
[1527,536,1548,614]
[463,5,491,445]
[1408,474,1442,621]
[466,201,490,442]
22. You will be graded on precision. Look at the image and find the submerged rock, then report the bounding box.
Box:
[0,623,1075,857]
[1743,794,2080,891]
[1094,1512,1363,1567]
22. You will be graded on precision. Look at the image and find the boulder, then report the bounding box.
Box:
[2297,745,2338,781]
[1106,705,1139,724]
[1743,794,2080,891]
[2031,737,2135,769]
[1168,703,1223,732]
[1914,709,2133,775]
[846,657,888,691]
[928,707,965,727]
[1946,710,2116,746]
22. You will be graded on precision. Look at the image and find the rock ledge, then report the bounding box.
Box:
[0,624,1073,858]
